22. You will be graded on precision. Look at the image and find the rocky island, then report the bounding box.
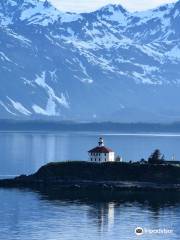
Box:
[1,161,180,195]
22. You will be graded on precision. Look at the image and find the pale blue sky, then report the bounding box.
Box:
[49,0,178,12]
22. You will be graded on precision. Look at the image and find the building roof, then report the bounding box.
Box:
[88,146,113,153]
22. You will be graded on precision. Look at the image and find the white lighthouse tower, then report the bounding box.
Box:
[98,137,104,147]
[88,137,115,162]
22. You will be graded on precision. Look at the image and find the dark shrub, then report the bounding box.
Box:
[148,149,165,164]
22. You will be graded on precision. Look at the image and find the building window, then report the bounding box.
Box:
[105,153,106,156]
[91,158,93,161]
[95,158,96,161]
[99,158,101,161]
[105,158,106,162]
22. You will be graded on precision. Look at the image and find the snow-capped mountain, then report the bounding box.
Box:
[1,0,180,122]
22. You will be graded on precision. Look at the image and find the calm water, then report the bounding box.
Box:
[0,131,180,176]
[0,189,179,240]
[0,131,180,239]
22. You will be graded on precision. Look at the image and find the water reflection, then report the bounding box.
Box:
[88,202,115,232]
[37,187,180,236]
[0,132,71,175]
[0,188,180,240]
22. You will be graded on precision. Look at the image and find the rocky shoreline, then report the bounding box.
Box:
[1,179,180,192]
[0,161,180,194]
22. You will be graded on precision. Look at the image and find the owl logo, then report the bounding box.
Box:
[135,227,144,236]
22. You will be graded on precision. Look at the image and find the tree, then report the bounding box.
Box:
[148,149,165,164]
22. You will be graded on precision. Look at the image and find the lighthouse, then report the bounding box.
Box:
[98,137,104,147]
[88,137,115,162]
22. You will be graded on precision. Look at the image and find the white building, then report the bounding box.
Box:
[88,137,115,162]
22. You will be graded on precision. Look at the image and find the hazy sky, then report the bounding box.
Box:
[49,0,178,12]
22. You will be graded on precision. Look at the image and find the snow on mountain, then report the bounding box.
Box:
[20,1,60,25]
[0,0,180,121]
[96,4,129,25]
[7,97,32,116]
[33,71,69,116]
[0,0,82,26]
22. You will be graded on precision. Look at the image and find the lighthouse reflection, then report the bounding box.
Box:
[88,202,116,232]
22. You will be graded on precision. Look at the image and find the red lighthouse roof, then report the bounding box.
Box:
[88,137,114,153]
[88,146,113,154]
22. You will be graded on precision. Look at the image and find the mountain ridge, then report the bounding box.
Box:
[0,0,180,122]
